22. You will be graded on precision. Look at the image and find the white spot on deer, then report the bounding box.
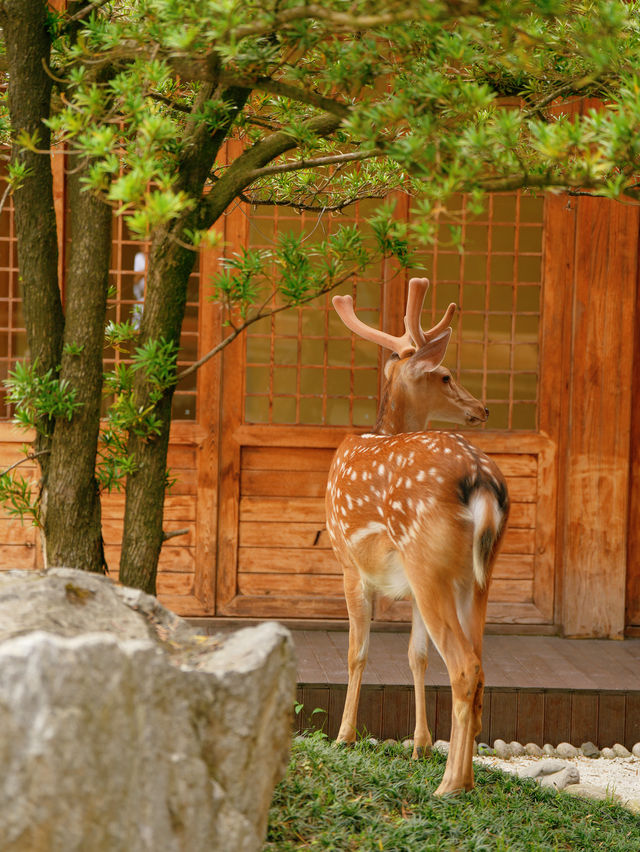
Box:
[392,500,403,511]
[405,478,412,488]
[347,521,386,547]
[436,475,444,484]
[407,497,414,511]
[377,463,385,476]
[340,505,347,516]
[444,447,452,455]
[377,506,384,517]
[428,467,437,477]
[416,470,426,482]
[350,470,358,481]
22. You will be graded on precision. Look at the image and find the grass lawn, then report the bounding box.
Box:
[265,733,640,851]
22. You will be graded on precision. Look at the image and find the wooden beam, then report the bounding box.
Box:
[561,197,638,637]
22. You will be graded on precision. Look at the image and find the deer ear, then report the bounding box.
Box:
[384,353,400,381]
[407,328,451,374]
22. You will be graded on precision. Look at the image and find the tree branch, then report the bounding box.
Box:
[231,4,426,40]
[176,267,358,382]
[196,111,344,229]
[238,190,390,213]
[65,0,111,25]
[241,147,385,183]
[0,450,50,478]
[162,527,189,542]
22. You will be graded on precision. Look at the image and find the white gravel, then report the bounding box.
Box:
[474,754,640,805]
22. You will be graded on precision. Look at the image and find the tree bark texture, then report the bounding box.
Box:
[43,158,112,573]
[119,232,196,592]
[1,0,65,480]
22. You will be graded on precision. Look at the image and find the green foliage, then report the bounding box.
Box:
[0,467,40,527]
[28,0,640,246]
[98,337,178,491]
[267,734,640,851]
[5,361,82,432]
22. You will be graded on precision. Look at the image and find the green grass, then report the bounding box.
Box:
[265,733,640,851]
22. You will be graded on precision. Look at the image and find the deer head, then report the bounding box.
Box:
[332,277,488,434]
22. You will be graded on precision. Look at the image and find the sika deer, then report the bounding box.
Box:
[325,278,509,795]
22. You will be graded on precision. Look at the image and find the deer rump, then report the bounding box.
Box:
[326,430,509,608]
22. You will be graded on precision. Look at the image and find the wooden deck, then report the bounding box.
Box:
[196,622,640,749]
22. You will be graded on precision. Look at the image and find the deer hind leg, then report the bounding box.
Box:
[408,598,432,758]
[336,566,373,744]
[408,572,482,795]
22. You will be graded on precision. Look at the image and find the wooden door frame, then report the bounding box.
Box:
[214,193,561,625]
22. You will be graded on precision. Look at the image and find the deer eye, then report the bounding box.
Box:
[442,374,451,384]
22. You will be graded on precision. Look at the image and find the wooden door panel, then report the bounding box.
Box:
[217,427,556,624]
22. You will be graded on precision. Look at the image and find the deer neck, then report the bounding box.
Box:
[374,378,426,435]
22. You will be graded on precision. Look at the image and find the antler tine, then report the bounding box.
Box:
[404,277,457,348]
[404,278,430,348]
[332,294,415,358]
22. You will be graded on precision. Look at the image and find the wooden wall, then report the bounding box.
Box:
[0,190,639,637]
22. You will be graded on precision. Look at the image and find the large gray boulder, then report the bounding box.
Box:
[0,568,295,852]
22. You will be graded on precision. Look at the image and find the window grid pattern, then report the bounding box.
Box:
[244,192,543,431]
[417,192,543,431]
[103,217,201,421]
[243,201,384,428]
[0,175,28,418]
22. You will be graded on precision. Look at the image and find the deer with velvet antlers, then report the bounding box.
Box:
[325,277,509,796]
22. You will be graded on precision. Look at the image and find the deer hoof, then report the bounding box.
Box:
[412,745,432,760]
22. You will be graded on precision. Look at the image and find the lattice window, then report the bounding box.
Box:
[243,201,384,428]
[0,171,28,419]
[243,192,543,432]
[415,192,543,431]
[104,216,201,421]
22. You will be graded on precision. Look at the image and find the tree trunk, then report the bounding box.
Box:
[1,0,65,484]
[119,86,250,594]
[43,158,112,573]
[119,232,196,592]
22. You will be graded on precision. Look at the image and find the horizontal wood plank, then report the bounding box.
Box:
[241,446,536,478]
[238,573,344,597]
[102,520,196,548]
[101,494,197,521]
[233,425,549,455]
[239,495,536,528]
[158,593,211,616]
[105,545,195,574]
[239,547,342,575]
[239,520,535,557]
[0,544,40,570]
[157,571,195,596]
[242,469,536,502]
[240,522,331,550]
[0,518,38,545]
[237,547,533,579]
[242,446,336,471]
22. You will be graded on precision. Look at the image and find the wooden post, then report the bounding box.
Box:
[560,196,638,638]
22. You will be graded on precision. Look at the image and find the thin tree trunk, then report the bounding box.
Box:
[43,157,112,573]
[1,0,65,486]
[119,86,250,594]
[119,232,196,592]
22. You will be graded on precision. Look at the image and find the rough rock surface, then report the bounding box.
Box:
[0,568,296,852]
